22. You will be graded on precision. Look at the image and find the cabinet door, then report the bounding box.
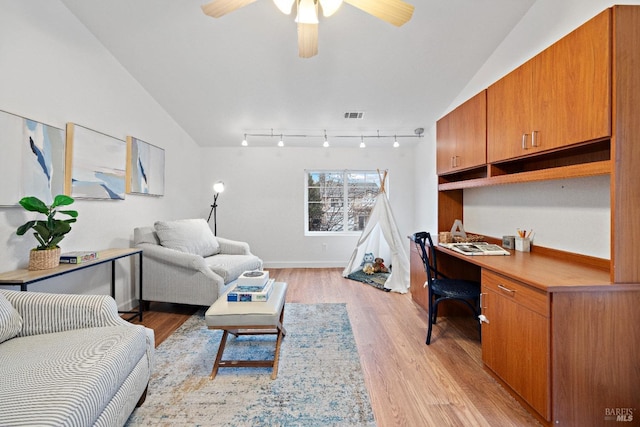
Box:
[436,113,455,175]
[437,91,487,174]
[533,9,611,152]
[454,90,486,170]
[482,283,550,420]
[487,61,533,163]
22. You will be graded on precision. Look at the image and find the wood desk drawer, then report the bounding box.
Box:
[482,270,549,317]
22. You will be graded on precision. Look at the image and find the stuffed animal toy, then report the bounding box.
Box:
[373,258,389,273]
[362,252,375,275]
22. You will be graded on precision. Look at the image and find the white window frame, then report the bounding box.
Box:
[304,169,383,236]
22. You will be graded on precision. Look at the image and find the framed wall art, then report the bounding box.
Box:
[0,110,66,206]
[126,136,165,196]
[65,123,126,200]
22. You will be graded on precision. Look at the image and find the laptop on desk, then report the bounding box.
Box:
[440,242,511,256]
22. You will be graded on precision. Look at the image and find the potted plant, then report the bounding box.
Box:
[16,195,78,270]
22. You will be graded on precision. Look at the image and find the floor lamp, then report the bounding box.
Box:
[207,181,225,235]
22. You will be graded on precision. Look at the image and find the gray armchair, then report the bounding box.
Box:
[133,219,262,307]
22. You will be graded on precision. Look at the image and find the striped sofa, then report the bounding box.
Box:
[0,289,154,427]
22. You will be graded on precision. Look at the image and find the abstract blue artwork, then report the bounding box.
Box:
[0,110,65,206]
[127,136,165,196]
[66,123,126,200]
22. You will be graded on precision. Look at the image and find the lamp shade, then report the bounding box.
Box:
[319,0,342,17]
[213,181,225,193]
[295,0,319,24]
[273,0,295,14]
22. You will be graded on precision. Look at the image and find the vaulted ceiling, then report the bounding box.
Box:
[61,0,536,148]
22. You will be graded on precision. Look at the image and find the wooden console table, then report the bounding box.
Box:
[0,248,143,322]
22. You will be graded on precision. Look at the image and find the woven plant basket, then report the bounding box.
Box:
[28,247,61,271]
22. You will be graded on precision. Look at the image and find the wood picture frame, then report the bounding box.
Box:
[65,123,126,200]
[126,136,165,196]
[0,110,66,206]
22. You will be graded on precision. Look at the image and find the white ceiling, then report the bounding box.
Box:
[60,0,536,148]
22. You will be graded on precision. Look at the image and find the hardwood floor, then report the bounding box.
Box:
[132,268,540,427]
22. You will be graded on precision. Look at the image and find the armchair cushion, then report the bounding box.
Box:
[154,218,220,257]
[0,294,22,344]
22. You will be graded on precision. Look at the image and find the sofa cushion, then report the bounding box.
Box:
[0,324,148,426]
[205,254,263,284]
[0,293,22,344]
[154,218,220,257]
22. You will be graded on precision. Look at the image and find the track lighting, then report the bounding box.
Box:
[239,129,424,147]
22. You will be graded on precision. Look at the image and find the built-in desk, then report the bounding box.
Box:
[0,248,143,322]
[410,239,639,426]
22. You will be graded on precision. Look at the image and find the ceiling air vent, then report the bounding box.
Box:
[344,111,364,119]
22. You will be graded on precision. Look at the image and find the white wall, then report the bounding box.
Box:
[0,1,202,307]
[200,146,415,268]
[423,0,640,259]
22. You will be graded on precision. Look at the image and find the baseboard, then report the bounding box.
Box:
[263,261,348,269]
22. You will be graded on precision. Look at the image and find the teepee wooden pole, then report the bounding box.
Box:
[377,169,388,194]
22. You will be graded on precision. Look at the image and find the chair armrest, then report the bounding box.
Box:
[216,237,252,255]
[138,243,210,271]
[0,289,128,338]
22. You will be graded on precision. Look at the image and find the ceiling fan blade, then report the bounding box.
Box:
[298,23,318,58]
[344,0,414,27]
[201,0,258,18]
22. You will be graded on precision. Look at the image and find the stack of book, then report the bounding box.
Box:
[59,251,98,264]
[227,270,273,302]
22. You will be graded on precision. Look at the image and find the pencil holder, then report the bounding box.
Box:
[515,237,531,252]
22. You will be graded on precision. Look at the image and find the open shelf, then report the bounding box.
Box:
[438,140,611,191]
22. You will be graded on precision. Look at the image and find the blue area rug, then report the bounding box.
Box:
[126,303,376,426]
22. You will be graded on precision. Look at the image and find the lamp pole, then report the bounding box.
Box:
[207,193,220,235]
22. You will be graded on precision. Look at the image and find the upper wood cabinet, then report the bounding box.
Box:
[436,90,486,175]
[487,9,611,163]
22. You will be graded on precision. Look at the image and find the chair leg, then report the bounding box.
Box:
[426,314,434,345]
[426,300,440,345]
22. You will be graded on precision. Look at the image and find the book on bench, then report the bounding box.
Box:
[439,242,511,256]
[227,278,275,302]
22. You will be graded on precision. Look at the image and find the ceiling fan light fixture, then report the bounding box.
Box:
[295,0,319,24]
[273,0,295,14]
[319,0,342,17]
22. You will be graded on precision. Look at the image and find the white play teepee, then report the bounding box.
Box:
[342,170,410,294]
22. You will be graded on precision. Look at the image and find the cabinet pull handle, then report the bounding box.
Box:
[522,133,529,150]
[498,284,516,295]
[451,156,455,168]
[531,130,538,147]
[480,292,487,309]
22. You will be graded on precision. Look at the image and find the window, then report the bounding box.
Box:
[305,170,382,234]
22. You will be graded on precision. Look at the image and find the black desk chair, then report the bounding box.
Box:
[414,232,481,345]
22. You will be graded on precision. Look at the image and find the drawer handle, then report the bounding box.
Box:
[498,284,516,295]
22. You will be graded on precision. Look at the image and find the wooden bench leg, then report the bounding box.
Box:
[271,308,286,379]
[210,329,229,379]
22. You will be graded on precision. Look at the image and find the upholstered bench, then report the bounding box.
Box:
[205,282,287,379]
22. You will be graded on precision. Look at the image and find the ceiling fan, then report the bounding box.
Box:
[201,0,414,58]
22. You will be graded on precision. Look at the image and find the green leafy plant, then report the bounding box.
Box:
[16,195,78,250]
